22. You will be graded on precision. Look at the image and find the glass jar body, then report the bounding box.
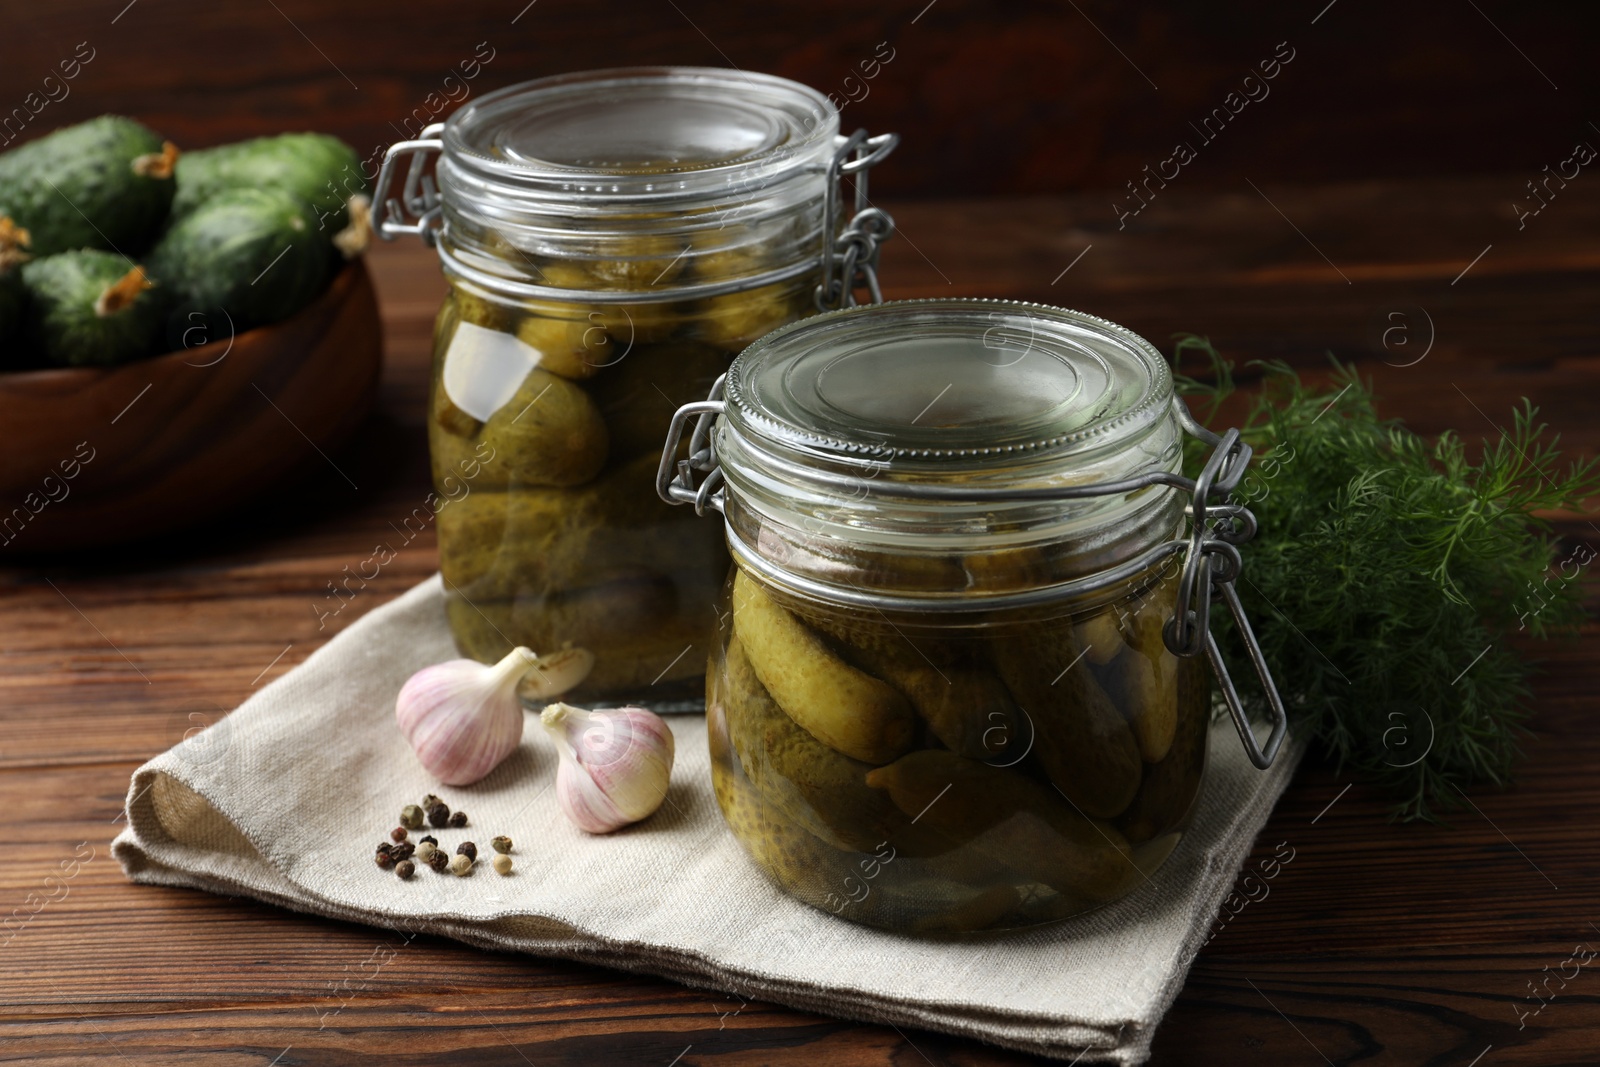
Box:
[431,268,816,703]
[706,551,1210,933]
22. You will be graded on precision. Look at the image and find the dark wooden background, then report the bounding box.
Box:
[5,2,1600,1065]
[2,0,1595,197]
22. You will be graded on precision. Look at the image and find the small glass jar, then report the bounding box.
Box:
[658,299,1286,932]
[375,68,897,704]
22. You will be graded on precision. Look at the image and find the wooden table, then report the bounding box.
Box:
[4,174,1597,1065]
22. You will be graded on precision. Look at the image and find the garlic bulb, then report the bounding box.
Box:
[397,646,594,785]
[540,702,675,833]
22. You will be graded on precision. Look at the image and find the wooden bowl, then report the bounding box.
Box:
[0,259,382,552]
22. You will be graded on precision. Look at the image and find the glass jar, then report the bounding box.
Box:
[658,299,1287,932]
[374,68,897,705]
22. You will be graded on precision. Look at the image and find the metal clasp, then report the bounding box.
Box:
[372,123,445,246]
[815,130,900,310]
[1160,413,1287,770]
[655,375,727,516]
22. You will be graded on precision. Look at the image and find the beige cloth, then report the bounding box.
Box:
[114,574,1302,1064]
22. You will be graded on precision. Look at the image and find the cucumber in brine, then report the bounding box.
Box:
[148,187,332,333]
[0,116,177,257]
[20,250,164,367]
[171,133,370,256]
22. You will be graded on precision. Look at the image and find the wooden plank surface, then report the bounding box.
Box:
[2,173,1597,1065]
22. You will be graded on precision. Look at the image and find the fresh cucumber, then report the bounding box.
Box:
[148,187,331,333]
[0,116,176,257]
[172,132,369,254]
[20,249,164,367]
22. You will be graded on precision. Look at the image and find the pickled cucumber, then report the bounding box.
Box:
[583,341,732,461]
[731,571,915,764]
[722,638,945,854]
[1104,603,1180,762]
[1074,611,1124,666]
[538,235,691,292]
[865,749,1139,903]
[450,366,608,489]
[444,576,704,695]
[0,116,175,256]
[20,250,163,367]
[512,309,616,380]
[694,278,811,350]
[822,632,1018,761]
[455,287,508,332]
[436,455,710,599]
[1116,656,1210,844]
[993,629,1143,819]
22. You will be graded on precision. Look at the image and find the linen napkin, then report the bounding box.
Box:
[113,574,1302,1064]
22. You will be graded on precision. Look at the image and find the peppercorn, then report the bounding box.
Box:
[396,859,415,880]
[375,841,393,856]
[491,835,512,854]
[449,810,468,828]
[419,835,438,847]
[492,853,512,876]
[422,793,442,810]
[392,842,416,862]
[425,849,449,873]
[456,841,477,862]
[415,840,437,862]
[390,826,408,843]
[400,804,425,830]
[375,850,394,869]
[449,854,472,876]
[426,802,450,828]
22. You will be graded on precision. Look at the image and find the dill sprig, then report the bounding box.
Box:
[1172,336,1599,821]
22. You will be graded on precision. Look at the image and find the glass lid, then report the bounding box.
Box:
[443,67,836,189]
[724,299,1172,469]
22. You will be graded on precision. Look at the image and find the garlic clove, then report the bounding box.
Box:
[541,702,675,834]
[517,646,594,701]
[396,646,532,786]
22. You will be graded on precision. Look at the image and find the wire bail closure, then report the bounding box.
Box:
[373,123,446,246]
[815,130,899,310]
[657,385,1288,770]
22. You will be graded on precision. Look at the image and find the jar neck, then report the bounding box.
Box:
[716,408,1187,616]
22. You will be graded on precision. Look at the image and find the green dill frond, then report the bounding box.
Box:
[1170,335,1598,821]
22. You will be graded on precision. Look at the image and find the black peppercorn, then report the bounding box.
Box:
[449,810,468,828]
[391,841,415,861]
[425,849,449,873]
[426,802,450,828]
[375,850,394,869]
[419,835,438,847]
[395,859,415,880]
[375,841,393,856]
[390,826,408,843]
[456,841,477,862]
[491,836,512,854]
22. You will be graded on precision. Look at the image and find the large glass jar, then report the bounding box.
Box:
[374,68,897,705]
[658,299,1286,932]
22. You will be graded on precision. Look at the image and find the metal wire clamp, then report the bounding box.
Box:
[657,386,1288,770]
